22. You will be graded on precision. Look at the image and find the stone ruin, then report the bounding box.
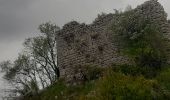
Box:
[57,0,170,79]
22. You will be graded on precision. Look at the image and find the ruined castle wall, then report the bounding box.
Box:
[135,0,169,35]
[133,0,170,61]
[57,14,129,77]
[57,0,170,77]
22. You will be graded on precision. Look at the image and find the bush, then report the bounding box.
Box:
[112,64,160,78]
[24,79,96,100]
[88,69,169,100]
[157,68,170,91]
[112,10,167,75]
[74,65,104,82]
[83,65,103,81]
[112,64,141,76]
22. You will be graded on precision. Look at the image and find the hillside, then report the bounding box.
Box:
[4,0,170,100]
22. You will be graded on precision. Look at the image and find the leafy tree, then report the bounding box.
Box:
[0,60,12,76]
[24,22,60,83]
[39,22,60,79]
[0,22,60,96]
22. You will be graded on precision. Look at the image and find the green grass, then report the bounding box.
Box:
[157,67,170,91]
[24,80,66,100]
[24,67,170,100]
[87,69,169,100]
[24,79,95,100]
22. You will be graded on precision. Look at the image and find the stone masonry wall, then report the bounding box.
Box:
[57,0,170,78]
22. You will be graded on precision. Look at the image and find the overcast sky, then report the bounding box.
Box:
[0,0,169,62]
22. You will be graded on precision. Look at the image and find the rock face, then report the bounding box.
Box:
[57,0,170,78]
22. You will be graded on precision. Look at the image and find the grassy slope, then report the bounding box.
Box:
[24,79,95,100]
[23,67,170,100]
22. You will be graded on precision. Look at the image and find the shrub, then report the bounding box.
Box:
[157,68,170,91]
[81,65,104,81]
[112,10,168,75]
[112,64,160,78]
[88,69,169,100]
[112,64,141,76]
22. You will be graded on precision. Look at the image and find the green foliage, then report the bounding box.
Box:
[3,54,33,80]
[112,10,168,78]
[112,64,160,78]
[134,25,167,68]
[24,79,95,100]
[88,69,169,100]
[22,66,103,100]
[23,66,170,100]
[81,65,103,81]
[112,64,140,76]
[112,10,146,43]
[157,67,170,91]
[24,80,66,100]
[87,66,103,81]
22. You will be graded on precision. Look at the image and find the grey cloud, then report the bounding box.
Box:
[0,0,38,41]
[0,0,124,42]
[0,0,169,62]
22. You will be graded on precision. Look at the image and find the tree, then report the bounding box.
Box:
[5,54,40,95]
[0,60,12,74]
[24,22,60,84]
[39,22,60,78]
[0,22,60,96]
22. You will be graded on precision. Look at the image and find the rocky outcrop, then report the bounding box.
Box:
[57,0,170,80]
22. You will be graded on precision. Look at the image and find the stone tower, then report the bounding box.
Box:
[57,0,170,77]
